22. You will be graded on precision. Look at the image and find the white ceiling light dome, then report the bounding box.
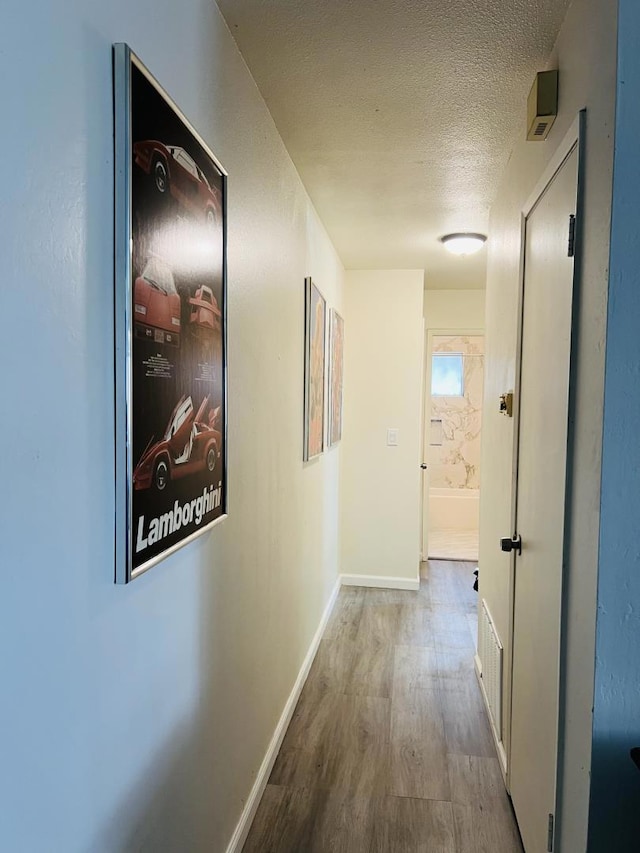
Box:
[441,233,487,256]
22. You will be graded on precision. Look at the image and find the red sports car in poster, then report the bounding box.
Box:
[134,139,222,226]
[133,395,222,492]
[133,255,181,346]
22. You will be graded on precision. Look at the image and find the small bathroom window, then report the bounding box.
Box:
[431,353,464,396]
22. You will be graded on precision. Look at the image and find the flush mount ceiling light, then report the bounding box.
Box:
[441,233,487,256]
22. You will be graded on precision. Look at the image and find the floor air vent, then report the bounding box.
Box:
[478,598,503,739]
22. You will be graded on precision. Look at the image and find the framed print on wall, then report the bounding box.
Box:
[114,44,228,583]
[303,277,326,461]
[328,308,344,447]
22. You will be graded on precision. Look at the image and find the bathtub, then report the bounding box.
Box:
[428,487,479,531]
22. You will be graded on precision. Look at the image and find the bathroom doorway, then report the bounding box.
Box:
[421,331,484,561]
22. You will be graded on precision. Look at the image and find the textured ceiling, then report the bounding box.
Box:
[217,0,571,288]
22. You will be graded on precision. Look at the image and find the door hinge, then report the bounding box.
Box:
[547,813,555,852]
[568,214,576,257]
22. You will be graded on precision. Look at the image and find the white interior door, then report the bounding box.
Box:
[421,329,432,561]
[420,460,431,560]
[509,143,578,852]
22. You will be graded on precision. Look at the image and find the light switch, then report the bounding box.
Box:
[387,428,399,446]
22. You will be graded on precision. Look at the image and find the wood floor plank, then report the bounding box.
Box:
[302,787,377,853]
[436,644,477,680]
[447,753,508,805]
[449,561,479,610]
[392,644,440,694]
[355,602,402,646]
[359,587,421,607]
[303,638,354,695]
[274,687,338,753]
[438,676,496,758]
[452,801,524,853]
[270,693,390,797]
[389,687,451,801]
[397,602,435,646]
[425,561,464,608]
[304,636,394,699]
[465,612,479,645]
[323,589,364,642]
[428,560,478,612]
[346,637,394,699]
[370,796,457,853]
[242,785,376,853]
[242,785,306,853]
[321,694,390,796]
[448,754,523,850]
[431,606,477,650]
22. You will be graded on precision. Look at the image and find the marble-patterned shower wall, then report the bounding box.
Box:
[429,335,484,489]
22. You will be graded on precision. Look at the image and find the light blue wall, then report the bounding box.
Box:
[0,1,344,850]
[589,3,640,848]
[0,2,227,848]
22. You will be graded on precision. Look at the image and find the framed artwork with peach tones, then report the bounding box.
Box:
[303,277,326,461]
[328,309,344,447]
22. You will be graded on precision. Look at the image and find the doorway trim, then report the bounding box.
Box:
[504,111,586,832]
[421,327,484,561]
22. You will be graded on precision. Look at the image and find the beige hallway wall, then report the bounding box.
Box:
[423,288,486,329]
[340,269,424,585]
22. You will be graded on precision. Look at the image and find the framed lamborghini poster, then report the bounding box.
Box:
[303,277,326,461]
[114,44,228,582]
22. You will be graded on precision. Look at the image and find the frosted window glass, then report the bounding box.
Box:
[432,354,463,396]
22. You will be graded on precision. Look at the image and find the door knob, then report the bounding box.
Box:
[500,534,522,555]
[420,463,428,470]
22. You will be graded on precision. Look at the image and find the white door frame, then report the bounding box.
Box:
[421,327,484,560]
[505,111,585,828]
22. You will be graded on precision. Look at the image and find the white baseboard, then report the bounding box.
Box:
[225,576,341,853]
[474,653,508,778]
[340,573,420,591]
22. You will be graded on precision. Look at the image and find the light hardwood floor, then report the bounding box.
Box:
[243,561,523,853]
